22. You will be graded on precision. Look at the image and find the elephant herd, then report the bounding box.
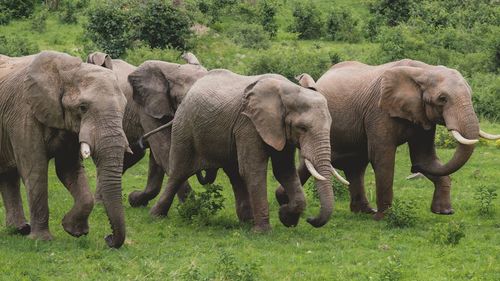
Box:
[0,51,498,249]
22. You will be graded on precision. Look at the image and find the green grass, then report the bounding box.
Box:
[0,123,499,280]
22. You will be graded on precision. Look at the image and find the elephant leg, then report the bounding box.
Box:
[176,181,192,203]
[0,170,30,235]
[344,163,375,214]
[408,140,454,215]
[270,146,306,227]
[223,166,253,223]
[149,173,190,218]
[275,157,310,206]
[55,153,94,237]
[370,145,396,220]
[128,152,165,207]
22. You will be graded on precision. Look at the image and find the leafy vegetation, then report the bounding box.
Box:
[385,199,417,228]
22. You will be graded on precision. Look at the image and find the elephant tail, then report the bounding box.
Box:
[196,169,218,185]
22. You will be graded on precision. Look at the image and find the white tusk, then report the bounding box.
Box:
[126,146,133,154]
[479,129,500,140]
[80,142,91,159]
[450,130,478,145]
[406,173,425,180]
[304,159,327,181]
[332,167,350,186]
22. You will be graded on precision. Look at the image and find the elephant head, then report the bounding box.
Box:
[379,65,499,176]
[243,77,348,227]
[24,51,128,248]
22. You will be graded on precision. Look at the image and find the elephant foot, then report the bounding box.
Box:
[62,216,89,237]
[252,224,271,233]
[149,204,168,218]
[28,229,53,241]
[7,223,31,236]
[236,209,254,223]
[350,201,376,214]
[431,206,455,215]
[275,186,289,206]
[128,191,150,208]
[278,205,300,227]
[373,211,385,221]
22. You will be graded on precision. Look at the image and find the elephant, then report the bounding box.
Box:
[138,69,349,231]
[86,52,205,204]
[0,51,129,248]
[277,59,500,220]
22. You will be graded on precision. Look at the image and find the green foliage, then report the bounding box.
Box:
[385,199,417,228]
[58,0,78,24]
[471,73,500,121]
[259,1,278,38]
[434,125,456,149]
[326,7,362,43]
[0,9,12,25]
[227,24,270,49]
[290,2,323,39]
[0,35,39,56]
[431,221,466,246]
[378,255,402,281]
[176,184,225,223]
[215,251,259,281]
[138,0,192,49]
[474,185,497,216]
[0,0,36,19]
[369,0,415,27]
[30,8,49,33]
[170,261,210,281]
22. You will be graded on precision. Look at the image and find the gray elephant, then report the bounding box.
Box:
[0,51,129,248]
[86,52,205,204]
[139,69,349,231]
[278,59,499,220]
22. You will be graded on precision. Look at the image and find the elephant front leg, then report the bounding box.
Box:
[129,153,165,207]
[270,146,306,227]
[55,154,94,237]
[370,146,396,220]
[0,170,30,235]
[344,165,376,214]
[224,167,253,223]
[428,175,454,215]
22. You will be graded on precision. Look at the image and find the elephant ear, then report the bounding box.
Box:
[242,78,286,151]
[295,73,317,91]
[129,62,174,119]
[25,51,82,129]
[379,66,432,130]
[86,52,113,70]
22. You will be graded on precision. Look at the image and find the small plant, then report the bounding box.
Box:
[177,184,225,223]
[332,176,349,201]
[474,185,498,216]
[385,199,417,228]
[0,35,39,57]
[431,221,466,246]
[30,8,49,33]
[228,24,270,49]
[434,125,456,149]
[170,261,209,281]
[215,250,259,281]
[378,255,402,281]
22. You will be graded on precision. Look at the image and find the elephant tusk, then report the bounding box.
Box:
[450,130,478,145]
[80,142,91,159]
[304,159,327,181]
[406,173,425,180]
[332,167,350,186]
[479,129,500,140]
[126,146,133,154]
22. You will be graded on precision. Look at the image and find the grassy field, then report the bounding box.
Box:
[0,121,499,280]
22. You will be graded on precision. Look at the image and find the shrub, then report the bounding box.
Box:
[138,0,192,49]
[431,221,466,246]
[30,8,49,33]
[85,1,132,57]
[0,0,36,19]
[227,24,270,49]
[290,2,323,39]
[0,9,12,25]
[385,199,417,228]
[0,35,39,57]
[434,125,456,149]
[215,251,259,281]
[259,1,278,38]
[58,0,78,24]
[470,73,500,121]
[369,0,415,27]
[170,261,209,281]
[325,8,362,43]
[474,185,498,216]
[378,255,402,281]
[176,184,225,223]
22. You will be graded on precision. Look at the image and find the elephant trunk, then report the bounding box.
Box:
[304,134,334,228]
[414,104,479,176]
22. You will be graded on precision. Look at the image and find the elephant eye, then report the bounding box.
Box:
[437,95,447,104]
[296,124,308,132]
[79,103,89,114]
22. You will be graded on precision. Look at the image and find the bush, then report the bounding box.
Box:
[138,0,192,49]
[0,0,36,19]
[30,8,49,33]
[431,221,466,246]
[215,251,259,281]
[325,8,362,43]
[385,199,417,228]
[434,125,456,149]
[470,73,500,121]
[0,35,39,57]
[227,24,270,49]
[474,185,498,216]
[85,1,132,57]
[58,0,78,24]
[369,0,415,27]
[378,255,402,281]
[176,184,225,223]
[0,9,12,25]
[290,2,323,39]
[259,1,278,38]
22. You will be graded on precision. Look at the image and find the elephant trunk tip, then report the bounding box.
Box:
[306,215,330,228]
